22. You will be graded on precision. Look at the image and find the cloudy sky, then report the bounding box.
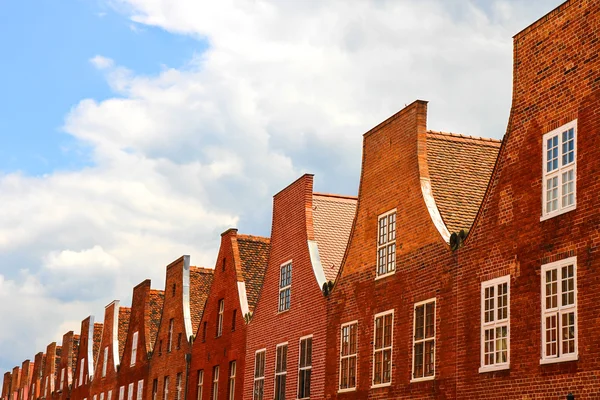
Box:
[0,0,563,372]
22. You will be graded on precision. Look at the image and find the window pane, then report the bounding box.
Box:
[545,315,558,357]
[546,269,558,309]
[484,328,495,366]
[561,312,576,355]
[424,340,435,377]
[384,314,393,347]
[414,343,424,378]
[425,303,435,338]
[495,326,508,363]
[415,306,424,340]
[375,317,383,349]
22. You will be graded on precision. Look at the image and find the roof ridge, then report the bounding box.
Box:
[190,266,214,274]
[149,289,164,295]
[427,130,502,144]
[237,234,270,243]
[313,192,358,200]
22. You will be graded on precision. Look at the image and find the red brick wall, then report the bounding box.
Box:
[90,302,121,400]
[323,101,457,399]
[41,343,59,400]
[243,174,329,400]
[55,331,79,400]
[18,360,33,400]
[2,371,11,400]
[10,367,20,400]
[117,281,154,400]
[455,1,600,398]
[30,353,45,400]
[188,229,247,400]
[71,317,98,400]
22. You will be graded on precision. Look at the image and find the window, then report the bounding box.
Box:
[202,323,207,343]
[163,377,169,400]
[232,309,237,332]
[222,258,226,272]
[297,337,312,399]
[159,340,163,355]
[541,257,578,363]
[60,369,65,391]
[136,380,143,400]
[376,210,396,278]
[131,332,139,366]
[93,395,97,400]
[152,380,158,400]
[412,299,436,381]
[217,299,224,337]
[79,359,84,387]
[275,343,287,400]
[100,393,104,400]
[108,390,112,400]
[253,350,266,400]
[196,370,203,400]
[176,373,182,400]
[119,386,125,400]
[102,347,109,377]
[228,361,236,400]
[211,366,219,400]
[373,311,393,387]
[172,283,176,297]
[177,333,182,350]
[128,383,134,400]
[339,321,357,391]
[168,319,174,352]
[278,262,292,312]
[542,120,577,219]
[480,276,510,372]
[45,376,49,397]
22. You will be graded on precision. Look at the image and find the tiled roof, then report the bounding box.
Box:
[92,323,103,364]
[426,130,501,234]
[312,194,357,282]
[71,335,80,373]
[189,267,214,335]
[146,290,164,353]
[118,307,131,360]
[237,235,270,313]
[54,346,62,380]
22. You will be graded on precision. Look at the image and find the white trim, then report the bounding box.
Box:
[338,320,358,393]
[274,343,288,400]
[236,282,250,318]
[540,120,577,221]
[111,302,120,371]
[540,257,578,364]
[252,349,266,400]
[479,275,510,373]
[102,347,108,377]
[307,240,326,289]
[278,261,292,312]
[375,209,397,279]
[182,255,194,341]
[411,298,436,383]
[296,335,313,400]
[371,310,394,388]
[216,299,224,338]
[131,332,139,367]
[420,178,451,243]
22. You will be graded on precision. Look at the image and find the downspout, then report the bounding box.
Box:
[184,336,192,400]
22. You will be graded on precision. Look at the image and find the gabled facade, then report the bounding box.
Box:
[40,343,60,400]
[90,301,130,400]
[2,371,11,400]
[116,280,164,400]
[54,332,80,400]
[146,256,213,400]
[188,229,269,400]
[30,353,45,400]
[71,317,103,400]
[455,1,600,398]
[17,360,33,400]
[244,174,356,400]
[10,367,20,400]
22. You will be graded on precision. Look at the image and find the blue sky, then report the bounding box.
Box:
[0,0,205,175]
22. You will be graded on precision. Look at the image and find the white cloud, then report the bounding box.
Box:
[0,0,564,371]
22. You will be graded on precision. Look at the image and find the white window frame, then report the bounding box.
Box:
[196,370,203,400]
[45,376,49,398]
[127,383,134,400]
[274,342,288,400]
[175,373,182,400]
[228,361,236,400]
[541,256,578,364]
[541,120,577,220]
[108,390,112,400]
[136,380,143,400]
[372,310,393,388]
[411,298,436,383]
[100,393,104,400]
[79,359,85,387]
[252,349,266,400]
[297,335,312,399]
[102,347,109,377]
[119,386,125,400]
[375,209,396,279]
[60,369,65,391]
[168,319,174,352]
[163,377,169,400]
[131,332,139,366]
[278,261,292,312]
[217,300,224,338]
[479,276,510,373]
[93,395,97,400]
[338,321,358,393]
[211,366,219,400]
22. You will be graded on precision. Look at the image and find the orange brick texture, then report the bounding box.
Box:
[30,353,45,400]
[40,343,60,400]
[90,301,123,400]
[54,331,79,400]
[71,317,101,400]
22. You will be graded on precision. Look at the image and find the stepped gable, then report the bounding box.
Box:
[426,130,501,234]
[312,193,357,282]
[236,234,270,312]
[118,307,131,359]
[146,290,164,353]
[188,267,214,335]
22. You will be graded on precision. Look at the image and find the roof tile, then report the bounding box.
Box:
[189,267,214,335]
[237,235,270,313]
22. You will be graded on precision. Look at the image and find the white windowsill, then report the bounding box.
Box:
[370,382,391,389]
[375,271,395,281]
[478,364,509,373]
[539,205,576,221]
[337,388,356,394]
[410,376,435,383]
[540,353,578,365]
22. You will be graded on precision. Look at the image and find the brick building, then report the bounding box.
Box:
[40,343,60,400]
[16,360,33,400]
[10,367,20,400]
[2,371,12,400]
[89,301,130,400]
[146,257,213,400]
[244,174,356,400]
[54,332,80,400]
[70,317,103,400]
[454,0,600,398]
[30,353,46,400]
[188,229,269,400]
[116,281,163,400]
